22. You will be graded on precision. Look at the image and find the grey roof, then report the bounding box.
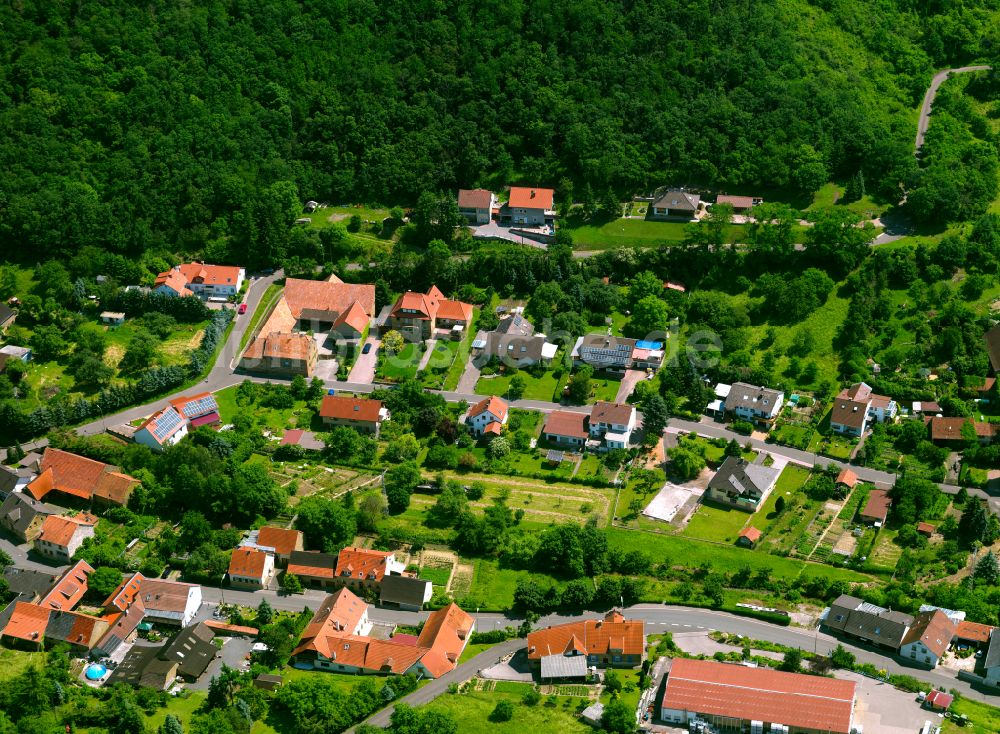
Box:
[474,332,552,365]
[581,702,605,723]
[653,190,700,211]
[288,550,338,574]
[577,334,636,366]
[985,326,1000,373]
[379,575,431,608]
[0,492,58,538]
[159,622,217,679]
[107,645,178,690]
[546,450,565,462]
[823,594,913,648]
[3,567,59,602]
[495,314,535,337]
[985,630,1000,671]
[540,653,589,679]
[0,304,15,325]
[0,465,28,495]
[708,457,780,499]
[724,382,783,414]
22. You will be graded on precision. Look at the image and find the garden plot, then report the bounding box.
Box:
[445,474,615,525]
[417,549,457,590]
[267,463,377,504]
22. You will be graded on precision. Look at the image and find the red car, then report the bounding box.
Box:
[238,303,248,315]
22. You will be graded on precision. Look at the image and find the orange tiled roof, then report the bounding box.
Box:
[294,588,369,658]
[544,410,588,439]
[901,610,955,658]
[282,278,375,321]
[176,262,242,287]
[103,572,145,612]
[417,603,474,677]
[154,270,194,297]
[242,331,316,361]
[256,526,303,556]
[435,299,473,322]
[956,620,994,644]
[468,396,508,422]
[458,189,494,210]
[392,291,436,319]
[229,547,270,579]
[333,300,371,334]
[738,527,761,543]
[526,610,644,661]
[320,395,384,423]
[836,468,858,488]
[1,601,51,642]
[26,448,138,505]
[930,416,995,441]
[335,547,393,582]
[39,560,95,611]
[508,187,554,210]
[38,513,95,548]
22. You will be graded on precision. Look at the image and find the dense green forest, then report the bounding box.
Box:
[1,0,998,265]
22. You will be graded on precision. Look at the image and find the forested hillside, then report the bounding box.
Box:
[0,0,998,264]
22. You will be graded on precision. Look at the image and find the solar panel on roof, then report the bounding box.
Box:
[151,409,183,442]
[182,395,218,418]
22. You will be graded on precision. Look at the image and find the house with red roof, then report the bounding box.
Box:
[35,513,97,562]
[466,396,509,437]
[527,610,644,679]
[385,285,473,341]
[543,411,590,447]
[860,488,891,526]
[38,560,94,611]
[457,188,497,225]
[25,448,140,508]
[900,609,955,668]
[736,526,761,548]
[287,550,339,589]
[250,526,304,567]
[660,658,856,733]
[332,547,405,592]
[155,262,245,299]
[320,395,390,436]
[134,406,188,452]
[227,547,275,590]
[169,393,221,429]
[505,187,556,227]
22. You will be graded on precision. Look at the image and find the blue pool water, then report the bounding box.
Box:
[85,664,107,681]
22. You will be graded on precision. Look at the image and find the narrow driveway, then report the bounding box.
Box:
[347,338,380,384]
[916,66,992,152]
[455,361,481,394]
[616,369,646,403]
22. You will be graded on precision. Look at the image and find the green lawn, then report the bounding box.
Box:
[420,565,452,587]
[683,503,752,543]
[467,559,558,610]
[599,669,643,712]
[213,383,317,432]
[240,283,283,351]
[143,691,206,732]
[377,341,424,381]
[419,338,462,388]
[475,369,564,402]
[424,687,591,733]
[589,376,622,403]
[945,695,1000,734]
[0,649,42,681]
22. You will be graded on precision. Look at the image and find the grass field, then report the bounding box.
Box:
[475,369,563,402]
[213,383,317,433]
[424,687,591,733]
[467,558,558,609]
[0,648,41,681]
[377,341,424,381]
[945,695,1000,733]
[683,503,752,543]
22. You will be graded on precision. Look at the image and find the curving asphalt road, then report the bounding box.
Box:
[916,65,992,152]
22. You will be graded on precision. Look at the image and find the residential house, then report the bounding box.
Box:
[0,303,16,332]
[0,492,57,541]
[250,526,304,567]
[133,577,203,627]
[823,594,914,650]
[836,468,859,492]
[860,488,891,526]
[543,411,589,447]
[660,658,856,734]
[134,406,188,452]
[35,512,97,562]
[723,382,784,428]
[954,620,994,649]
[385,285,473,341]
[240,331,318,377]
[929,416,995,445]
[228,547,275,590]
[155,263,245,299]
[0,345,31,364]
[466,396,509,437]
[924,690,954,712]
[319,395,389,436]
[106,646,179,690]
[24,448,140,508]
[470,314,557,369]
[589,401,636,449]
[169,392,222,429]
[1,602,109,654]
[899,610,955,668]
[985,630,1000,687]
[830,383,898,436]
[984,326,1000,374]
[506,187,555,226]
[705,456,780,513]
[287,550,339,589]
[100,311,125,326]
[0,463,33,498]
[912,401,943,416]
[333,546,404,592]
[650,190,700,220]
[714,194,761,214]
[573,334,636,372]
[526,610,645,678]
[457,188,497,225]
[109,623,218,689]
[38,561,94,612]
[736,526,761,549]
[2,567,61,607]
[379,575,433,612]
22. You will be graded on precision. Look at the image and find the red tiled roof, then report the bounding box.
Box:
[168,392,218,418]
[836,468,858,488]
[228,547,270,580]
[333,300,370,334]
[544,410,588,439]
[458,189,494,210]
[294,588,369,658]
[203,620,259,635]
[917,521,936,535]
[662,658,856,733]
[280,429,304,446]
[508,187,554,210]
[154,270,194,297]
[591,401,634,426]
[435,299,473,322]
[716,194,755,209]
[901,610,955,658]
[393,291,435,319]
[320,395,384,423]
[926,690,953,710]
[137,406,187,445]
[242,331,315,361]
[39,560,94,611]
[861,489,891,523]
[103,572,145,612]
[738,526,761,543]
[38,513,95,548]
[955,620,994,644]
[26,448,138,505]
[176,262,242,287]
[468,396,508,422]
[282,278,375,321]
[1,601,51,642]
[930,416,995,441]
[526,610,644,662]
[417,603,474,677]
[189,412,221,428]
[257,526,303,556]
[483,422,503,435]
[335,547,393,582]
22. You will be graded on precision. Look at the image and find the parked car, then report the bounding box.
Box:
[238,303,248,314]
[362,342,372,354]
